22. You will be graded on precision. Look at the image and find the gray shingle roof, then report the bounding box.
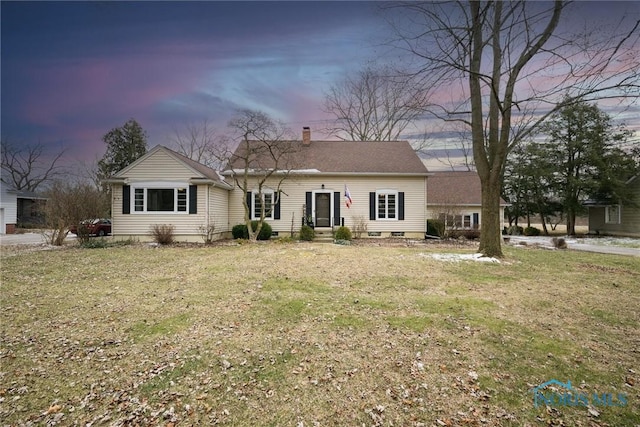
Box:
[428,171,508,206]
[228,140,429,175]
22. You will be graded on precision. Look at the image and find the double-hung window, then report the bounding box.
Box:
[251,190,274,220]
[377,191,397,220]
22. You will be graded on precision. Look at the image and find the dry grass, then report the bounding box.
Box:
[1,241,638,426]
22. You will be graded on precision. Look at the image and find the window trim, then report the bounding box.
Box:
[605,204,621,224]
[130,182,192,214]
[251,188,275,220]
[376,190,398,221]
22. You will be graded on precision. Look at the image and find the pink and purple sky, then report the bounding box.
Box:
[2,1,391,165]
[1,1,639,170]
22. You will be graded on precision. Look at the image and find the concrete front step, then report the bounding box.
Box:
[313,228,333,242]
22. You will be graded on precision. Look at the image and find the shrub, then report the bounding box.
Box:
[427,219,445,237]
[524,226,541,236]
[232,224,249,239]
[150,224,175,245]
[552,237,567,249]
[448,229,480,240]
[252,220,272,240]
[299,224,315,241]
[352,215,368,239]
[76,224,92,245]
[232,221,272,240]
[334,226,352,241]
[198,223,217,244]
[507,225,524,235]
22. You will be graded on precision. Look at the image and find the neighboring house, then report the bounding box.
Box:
[426,171,508,231]
[0,177,47,234]
[103,145,232,242]
[104,129,430,241]
[584,175,640,237]
[16,190,47,226]
[0,180,18,234]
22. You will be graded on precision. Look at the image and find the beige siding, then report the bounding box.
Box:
[112,184,219,242]
[120,149,197,181]
[229,175,427,238]
[208,186,230,236]
[111,150,230,242]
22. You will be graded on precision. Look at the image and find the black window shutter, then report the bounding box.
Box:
[122,185,130,214]
[246,192,252,219]
[369,192,376,220]
[189,185,197,214]
[473,213,479,229]
[398,192,405,221]
[305,192,312,218]
[274,192,281,220]
[333,192,340,226]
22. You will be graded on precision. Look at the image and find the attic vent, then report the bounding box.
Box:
[302,127,311,145]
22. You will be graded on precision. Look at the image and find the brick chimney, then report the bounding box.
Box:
[302,127,311,146]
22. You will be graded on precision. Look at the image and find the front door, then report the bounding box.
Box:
[315,193,331,227]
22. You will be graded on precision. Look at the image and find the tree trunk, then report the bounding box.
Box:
[566,209,576,236]
[478,174,504,258]
[540,213,549,235]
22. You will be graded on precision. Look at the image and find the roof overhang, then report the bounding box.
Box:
[16,194,48,200]
[102,178,127,185]
[222,169,431,177]
[189,178,233,190]
[102,176,232,190]
[428,202,511,207]
[582,199,616,207]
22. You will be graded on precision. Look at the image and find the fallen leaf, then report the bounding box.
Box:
[45,404,62,415]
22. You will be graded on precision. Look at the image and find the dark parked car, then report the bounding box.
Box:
[69,218,112,237]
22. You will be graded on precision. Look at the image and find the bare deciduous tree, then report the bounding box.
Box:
[42,181,111,245]
[220,109,301,241]
[1,141,66,191]
[386,1,640,257]
[169,119,220,169]
[322,65,430,142]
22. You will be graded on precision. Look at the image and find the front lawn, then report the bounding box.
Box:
[1,242,638,426]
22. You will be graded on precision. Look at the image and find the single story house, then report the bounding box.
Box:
[103,145,232,242]
[0,177,48,234]
[16,189,47,226]
[105,128,430,241]
[426,170,508,231]
[584,175,640,237]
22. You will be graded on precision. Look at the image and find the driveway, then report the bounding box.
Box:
[506,235,640,257]
[0,232,76,246]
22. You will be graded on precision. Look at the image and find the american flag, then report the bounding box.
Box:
[345,185,353,208]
